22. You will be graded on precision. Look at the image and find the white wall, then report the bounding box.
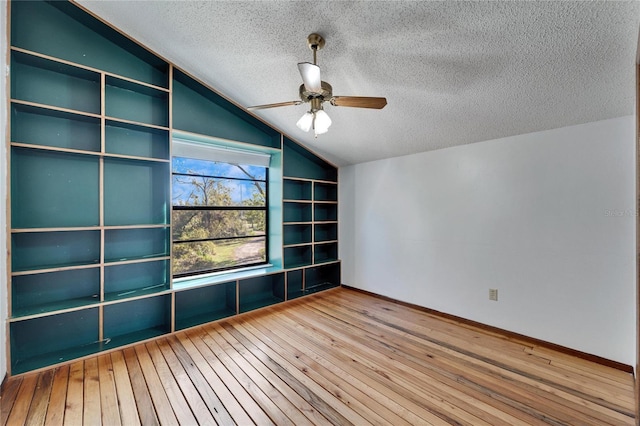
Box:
[1,1,8,382]
[340,116,636,366]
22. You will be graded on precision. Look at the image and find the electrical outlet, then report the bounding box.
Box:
[489,288,498,301]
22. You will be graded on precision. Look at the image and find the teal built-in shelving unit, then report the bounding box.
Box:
[7,0,341,375]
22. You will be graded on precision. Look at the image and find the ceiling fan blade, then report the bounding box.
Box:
[297,62,322,93]
[247,100,301,110]
[331,96,387,109]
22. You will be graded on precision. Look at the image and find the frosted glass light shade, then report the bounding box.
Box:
[314,110,332,134]
[314,125,329,136]
[296,112,314,132]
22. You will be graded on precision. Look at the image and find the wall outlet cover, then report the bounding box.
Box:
[489,288,498,301]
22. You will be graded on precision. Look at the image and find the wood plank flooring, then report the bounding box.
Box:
[1,287,636,425]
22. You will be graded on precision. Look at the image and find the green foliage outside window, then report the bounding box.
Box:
[172,157,267,276]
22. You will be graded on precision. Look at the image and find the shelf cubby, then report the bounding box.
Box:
[11,103,101,152]
[283,137,337,182]
[283,179,312,201]
[305,262,341,294]
[283,246,313,269]
[314,223,338,243]
[104,227,170,263]
[239,273,285,313]
[104,158,170,226]
[105,120,170,160]
[11,1,169,88]
[104,259,170,301]
[314,182,338,202]
[11,230,100,272]
[11,50,101,114]
[11,147,99,228]
[10,308,100,374]
[105,76,169,127]
[284,202,312,223]
[313,242,339,264]
[175,281,236,330]
[103,295,171,349]
[286,269,304,300]
[11,268,101,318]
[284,224,312,246]
[314,203,338,222]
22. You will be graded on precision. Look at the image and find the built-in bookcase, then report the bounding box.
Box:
[9,1,172,374]
[7,0,341,375]
[283,138,339,270]
[9,43,172,372]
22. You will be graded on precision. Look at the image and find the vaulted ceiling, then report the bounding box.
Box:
[77,1,640,167]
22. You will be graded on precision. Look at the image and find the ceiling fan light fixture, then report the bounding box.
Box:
[247,33,386,135]
[296,111,314,132]
[314,109,332,134]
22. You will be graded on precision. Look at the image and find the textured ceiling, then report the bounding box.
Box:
[76,0,640,167]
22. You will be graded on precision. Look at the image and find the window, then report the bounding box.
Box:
[172,140,270,277]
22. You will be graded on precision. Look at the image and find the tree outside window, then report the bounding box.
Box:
[172,156,268,277]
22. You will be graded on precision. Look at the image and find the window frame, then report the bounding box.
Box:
[171,150,271,278]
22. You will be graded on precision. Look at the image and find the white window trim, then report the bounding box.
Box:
[172,138,271,167]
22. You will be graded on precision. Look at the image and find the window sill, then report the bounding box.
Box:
[172,264,280,290]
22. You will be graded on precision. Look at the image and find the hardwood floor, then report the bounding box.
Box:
[1,287,636,425]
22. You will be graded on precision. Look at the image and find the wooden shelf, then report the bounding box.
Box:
[239,273,285,313]
[12,147,100,229]
[104,227,170,263]
[103,295,172,348]
[314,181,338,202]
[305,263,341,292]
[104,260,170,301]
[283,224,312,246]
[286,269,304,300]
[175,281,236,330]
[11,141,170,164]
[283,178,312,201]
[314,223,338,242]
[284,202,312,223]
[284,246,313,269]
[282,199,313,204]
[11,50,101,114]
[105,120,170,160]
[314,203,338,222]
[314,241,339,264]
[11,103,101,152]
[11,268,100,318]
[103,158,170,226]
[11,230,101,273]
[105,75,169,127]
[10,308,100,375]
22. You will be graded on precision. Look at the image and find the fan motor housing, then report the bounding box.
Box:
[299,81,333,103]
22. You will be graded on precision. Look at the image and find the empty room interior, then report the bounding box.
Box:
[1,0,640,424]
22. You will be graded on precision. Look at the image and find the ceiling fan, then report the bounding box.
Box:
[248,33,387,137]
